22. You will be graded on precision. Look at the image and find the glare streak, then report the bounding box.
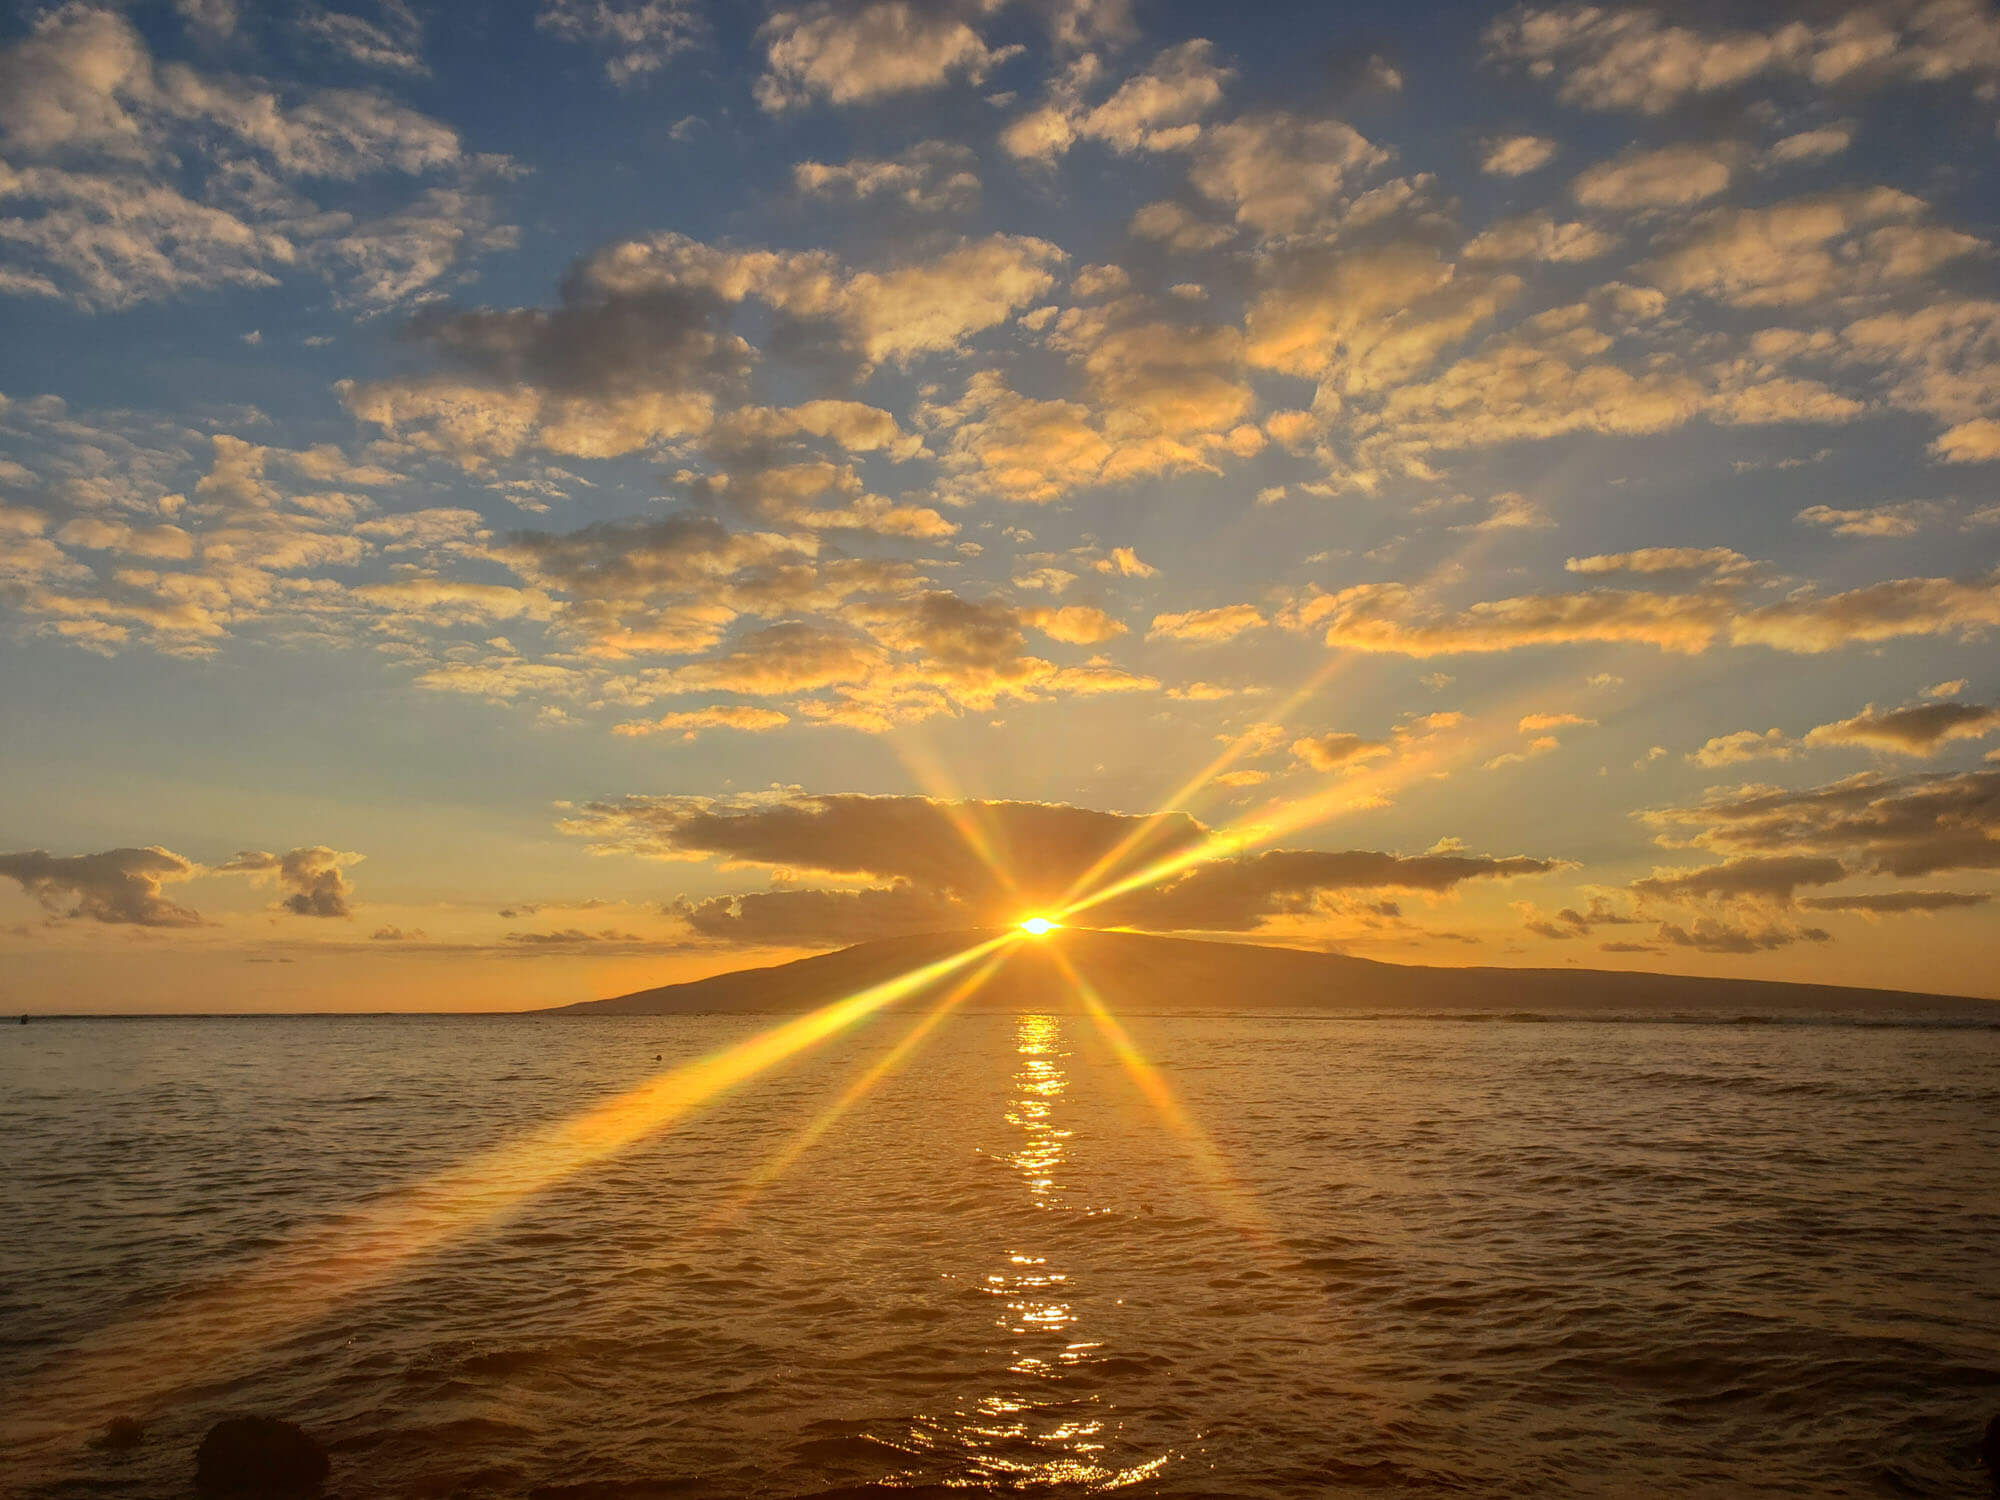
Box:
[1043,945,1269,1244]
[1053,653,1360,914]
[703,950,1009,1226]
[891,731,1027,909]
[6,933,1013,1448]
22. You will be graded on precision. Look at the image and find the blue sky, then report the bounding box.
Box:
[2,0,1998,1009]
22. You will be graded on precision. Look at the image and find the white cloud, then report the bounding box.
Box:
[757,0,1019,111]
[1480,134,1557,175]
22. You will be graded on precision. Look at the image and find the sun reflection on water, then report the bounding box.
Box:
[900,1013,1171,1490]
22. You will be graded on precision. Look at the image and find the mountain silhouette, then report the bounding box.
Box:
[548,928,1992,1020]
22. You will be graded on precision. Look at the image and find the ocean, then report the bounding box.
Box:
[3,1010,1997,1497]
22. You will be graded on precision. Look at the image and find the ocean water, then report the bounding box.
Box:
[3,1009,1998,1497]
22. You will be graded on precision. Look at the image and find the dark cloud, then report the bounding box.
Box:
[1806,700,2000,756]
[1093,848,1563,932]
[0,846,202,926]
[564,790,1558,942]
[1520,893,1641,939]
[1656,918,1831,954]
[497,515,806,600]
[1798,890,1992,914]
[565,791,1204,917]
[876,590,1032,675]
[411,277,748,398]
[1632,854,1848,904]
[674,883,966,946]
[505,927,647,945]
[1644,769,2000,878]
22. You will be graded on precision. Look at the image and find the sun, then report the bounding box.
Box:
[1017,916,1061,937]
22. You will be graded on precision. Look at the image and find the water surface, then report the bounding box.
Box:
[3,1010,1997,1496]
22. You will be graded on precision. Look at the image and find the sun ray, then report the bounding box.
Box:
[1051,685,1570,929]
[1043,943,1274,1245]
[1053,528,1527,919]
[700,949,1011,1228]
[891,729,1027,910]
[1050,650,1360,917]
[6,933,1015,1453]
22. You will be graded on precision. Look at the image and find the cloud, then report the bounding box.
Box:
[217,846,361,916]
[303,2,428,75]
[1188,110,1390,234]
[319,186,519,311]
[1933,417,2000,463]
[1025,604,1125,644]
[0,845,202,926]
[1487,2,2000,113]
[1799,889,1991,915]
[1245,241,1515,396]
[1804,701,2000,756]
[1565,547,1752,577]
[923,366,1225,504]
[1796,501,1940,538]
[1766,126,1851,165]
[1655,916,1830,953]
[0,163,296,309]
[345,230,1061,462]
[561,789,1559,940]
[1730,573,2000,653]
[1643,768,2000,878]
[1633,853,1848,905]
[1462,213,1617,264]
[1516,893,1641,939]
[1645,189,1974,308]
[1093,545,1158,578]
[1689,728,1797,768]
[1297,569,2000,657]
[1481,134,1557,175]
[1002,39,1232,161]
[1148,603,1265,642]
[756,0,1018,111]
[563,791,1205,913]
[675,883,966,946]
[1291,731,1392,772]
[1573,143,1732,211]
[614,704,792,740]
[1301,579,1731,656]
[537,0,702,84]
[505,926,652,947]
[1129,199,1236,252]
[1090,847,1562,933]
[1841,299,2000,444]
[794,141,979,211]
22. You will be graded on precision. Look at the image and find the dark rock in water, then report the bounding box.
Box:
[90,1416,145,1451]
[194,1415,329,1496]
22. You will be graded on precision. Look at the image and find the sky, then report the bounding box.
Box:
[1,0,1998,1012]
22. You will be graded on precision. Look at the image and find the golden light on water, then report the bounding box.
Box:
[16,696,1451,1465]
[10,931,1015,1450]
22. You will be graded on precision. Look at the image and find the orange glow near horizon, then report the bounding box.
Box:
[13,661,1630,1462]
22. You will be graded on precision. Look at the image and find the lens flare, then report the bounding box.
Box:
[1043,944,1274,1246]
[702,950,1010,1227]
[1018,916,1060,936]
[6,932,1012,1455]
